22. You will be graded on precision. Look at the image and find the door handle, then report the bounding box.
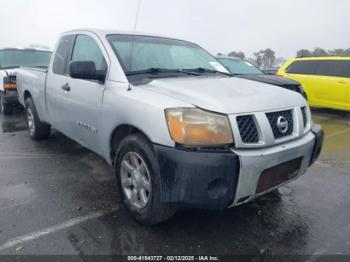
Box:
[61,83,71,91]
[338,80,347,84]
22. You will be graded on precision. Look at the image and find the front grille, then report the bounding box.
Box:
[301,107,307,127]
[236,115,259,143]
[266,110,294,139]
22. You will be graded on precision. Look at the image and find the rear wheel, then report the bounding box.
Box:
[114,134,178,225]
[25,97,51,140]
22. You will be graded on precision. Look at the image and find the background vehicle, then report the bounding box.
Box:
[277,57,350,111]
[0,48,51,115]
[17,29,323,225]
[261,67,280,75]
[217,56,306,96]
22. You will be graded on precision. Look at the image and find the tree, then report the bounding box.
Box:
[228,51,245,59]
[312,47,328,57]
[262,48,276,68]
[297,49,311,57]
[328,48,350,56]
[328,49,345,56]
[345,48,350,56]
[253,51,264,67]
[254,49,276,68]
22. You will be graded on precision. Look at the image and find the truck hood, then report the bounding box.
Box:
[144,76,306,114]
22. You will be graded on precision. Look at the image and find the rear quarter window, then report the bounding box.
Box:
[316,60,350,78]
[286,60,318,75]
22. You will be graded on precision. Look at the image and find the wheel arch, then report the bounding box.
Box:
[110,124,154,165]
[23,90,32,102]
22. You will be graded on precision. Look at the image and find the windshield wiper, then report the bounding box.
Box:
[183,67,232,76]
[229,73,244,76]
[33,65,48,69]
[126,68,200,76]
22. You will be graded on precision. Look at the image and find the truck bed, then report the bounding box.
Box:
[16,67,48,121]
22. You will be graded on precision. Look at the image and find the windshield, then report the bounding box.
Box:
[107,35,228,76]
[217,58,263,75]
[0,50,52,69]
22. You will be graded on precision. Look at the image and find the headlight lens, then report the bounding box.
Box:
[165,108,233,146]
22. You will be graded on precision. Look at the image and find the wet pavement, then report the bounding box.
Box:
[0,107,349,257]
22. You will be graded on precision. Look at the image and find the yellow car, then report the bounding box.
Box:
[277,57,350,111]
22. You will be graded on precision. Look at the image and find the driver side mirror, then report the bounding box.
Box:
[69,61,106,83]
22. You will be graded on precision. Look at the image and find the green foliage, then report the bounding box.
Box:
[296,47,350,57]
[228,51,245,59]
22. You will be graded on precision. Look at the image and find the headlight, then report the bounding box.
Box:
[165,108,233,146]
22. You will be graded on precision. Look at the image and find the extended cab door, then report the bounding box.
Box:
[60,33,109,151]
[46,34,76,131]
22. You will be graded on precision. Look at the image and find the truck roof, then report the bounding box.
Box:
[62,28,190,43]
[0,47,51,52]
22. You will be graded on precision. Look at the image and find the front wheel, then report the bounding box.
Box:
[25,97,51,140]
[114,134,177,225]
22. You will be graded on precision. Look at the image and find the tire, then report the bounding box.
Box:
[1,101,13,115]
[25,97,51,140]
[114,133,178,225]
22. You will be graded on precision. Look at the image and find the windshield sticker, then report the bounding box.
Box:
[209,62,229,73]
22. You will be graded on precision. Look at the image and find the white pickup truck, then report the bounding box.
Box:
[0,48,51,115]
[17,29,324,225]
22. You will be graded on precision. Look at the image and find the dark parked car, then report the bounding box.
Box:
[216,56,306,98]
[261,67,279,75]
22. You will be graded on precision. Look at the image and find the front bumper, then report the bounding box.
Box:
[155,145,240,209]
[230,130,316,207]
[155,125,323,210]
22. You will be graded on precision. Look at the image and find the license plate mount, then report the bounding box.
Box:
[256,157,303,194]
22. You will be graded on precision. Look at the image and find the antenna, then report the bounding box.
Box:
[133,0,142,35]
[127,0,142,91]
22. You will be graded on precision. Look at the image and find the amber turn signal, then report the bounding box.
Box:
[4,83,16,90]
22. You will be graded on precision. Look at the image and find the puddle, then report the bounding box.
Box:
[0,112,27,133]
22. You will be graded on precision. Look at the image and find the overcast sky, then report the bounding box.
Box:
[1,0,349,58]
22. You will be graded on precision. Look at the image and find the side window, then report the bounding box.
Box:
[52,35,75,75]
[71,35,107,71]
[316,60,350,78]
[316,60,333,77]
[336,61,350,78]
[286,60,318,75]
